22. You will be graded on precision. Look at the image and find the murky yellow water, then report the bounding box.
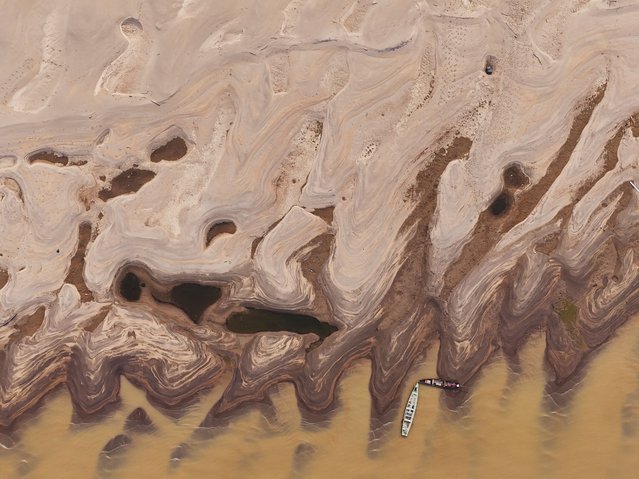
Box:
[3,316,639,479]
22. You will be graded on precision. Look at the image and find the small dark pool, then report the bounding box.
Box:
[226,308,337,340]
[120,273,142,301]
[490,192,512,216]
[170,283,221,323]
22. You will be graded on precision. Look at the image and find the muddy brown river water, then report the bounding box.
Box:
[2,315,639,479]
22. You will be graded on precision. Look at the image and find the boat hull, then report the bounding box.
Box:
[401,383,419,437]
[418,378,461,390]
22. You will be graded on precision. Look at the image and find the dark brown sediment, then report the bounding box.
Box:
[311,206,334,224]
[432,88,639,394]
[1,119,635,440]
[298,232,334,319]
[501,182,638,387]
[206,221,236,246]
[10,307,46,341]
[64,223,94,302]
[443,86,606,294]
[0,268,8,290]
[250,216,287,259]
[150,137,188,163]
[503,163,529,188]
[282,331,374,426]
[27,149,69,166]
[250,236,263,258]
[98,168,156,201]
[629,112,639,137]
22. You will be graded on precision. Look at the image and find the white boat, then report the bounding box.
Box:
[401,383,419,437]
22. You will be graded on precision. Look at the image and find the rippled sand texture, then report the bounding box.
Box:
[2,0,639,431]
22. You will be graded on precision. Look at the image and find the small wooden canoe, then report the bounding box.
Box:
[401,383,419,437]
[418,378,461,390]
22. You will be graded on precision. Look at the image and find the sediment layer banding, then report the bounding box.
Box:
[2,0,639,437]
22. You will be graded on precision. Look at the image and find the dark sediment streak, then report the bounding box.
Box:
[0,269,9,290]
[64,223,94,302]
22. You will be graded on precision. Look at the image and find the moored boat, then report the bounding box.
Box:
[401,383,419,437]
[418,378,461,390]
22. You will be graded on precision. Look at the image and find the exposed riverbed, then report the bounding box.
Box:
[3,315,639,479]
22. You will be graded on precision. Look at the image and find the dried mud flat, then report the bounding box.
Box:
[2,0,639,447]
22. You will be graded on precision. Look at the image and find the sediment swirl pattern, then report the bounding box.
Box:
[1,0,639,434]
